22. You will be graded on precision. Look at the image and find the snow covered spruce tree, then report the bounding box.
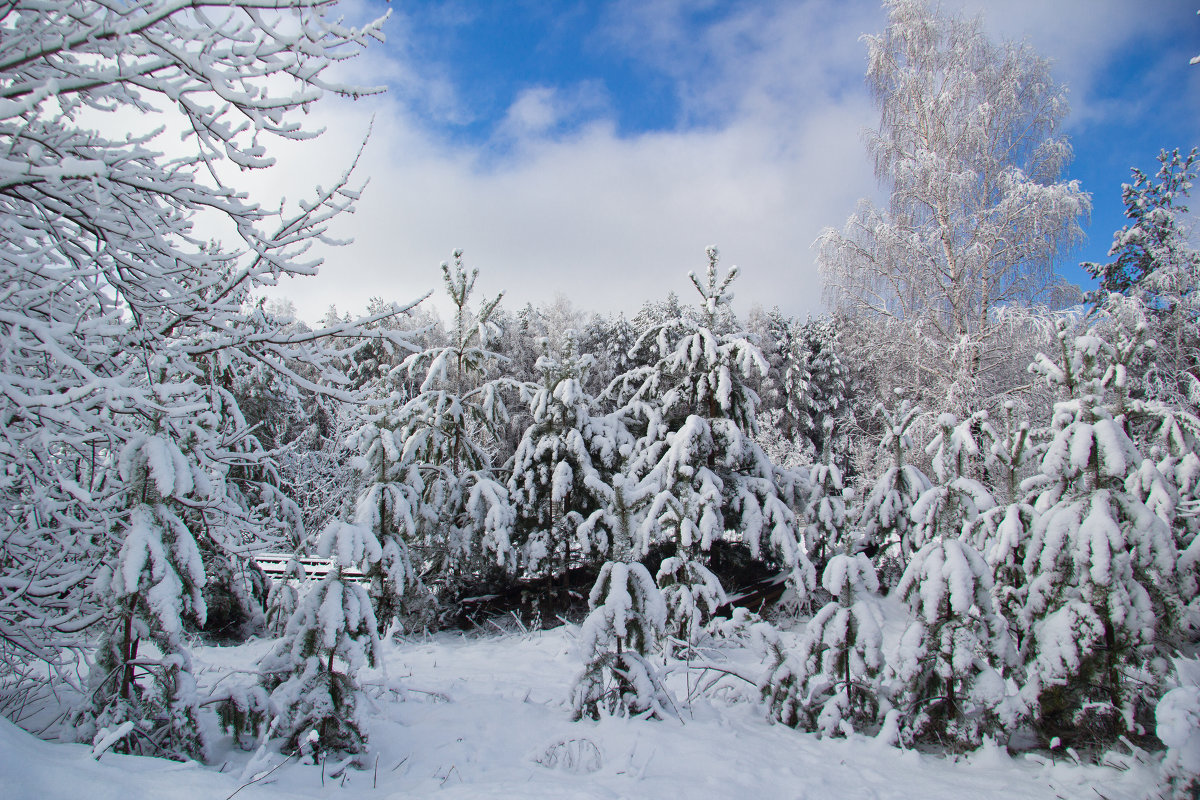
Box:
[393,254,518,603]
[0,0,424,756]
[509,330,635,588]
[818,0,1088,417]
[608,249,813,639]
[968,402,1042,651]
[571,561,672,720]
[856,397,932,568]
[257,522,383,758]
[1020,321,1182,742]
[909,412,995,552]
[803,425,853,566]
[78,435,213,760]
[762,554,886,736]
[336,393,422,634]
[891,538,1013,748]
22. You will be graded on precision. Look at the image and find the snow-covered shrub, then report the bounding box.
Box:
[758,622,807,729]
[707,606,766,647]
[891,539,1013,749]
[572,562,672,720]
[216,684,270,751]
[1022,323,1181,743]
[857,398,932,569]
[656,556,727,655]
[534,737,604,774]
[257,523,382,757]
[765,554,887,736]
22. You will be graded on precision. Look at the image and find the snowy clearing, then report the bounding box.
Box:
[4,625,1157,800]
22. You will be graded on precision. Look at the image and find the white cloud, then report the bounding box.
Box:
[252,0,1186,324]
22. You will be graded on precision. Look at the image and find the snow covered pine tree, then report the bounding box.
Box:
[572,561,672,720]
[610,249,814,641]
[257,522,384,758]
[393,254,518,603]
[762,554,887,737]
[1022,321,1182,744]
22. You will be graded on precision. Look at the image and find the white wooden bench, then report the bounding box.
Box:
[253,553,367,584]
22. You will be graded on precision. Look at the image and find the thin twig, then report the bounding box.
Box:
[224,753,296,800]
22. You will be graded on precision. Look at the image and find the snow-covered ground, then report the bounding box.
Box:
[3,623,1159,800]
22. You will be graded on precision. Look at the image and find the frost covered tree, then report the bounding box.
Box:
[258,522,382,758]
[818,0,1088,414]
[762,554,886,736]
[1020,322,1182,741]
[856,398,932,564]
[394,254,518,598]
[0,0,418,754]
[509,330,634,585]
[891,538,1012,748]
[610,249,813,617]
[571,561,672,720]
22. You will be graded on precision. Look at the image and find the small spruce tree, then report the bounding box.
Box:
[891,538,1013,748]
[764,554,886,737]
[258,522,382,758]
[572,561,672,720]
[76,434,211,762]
[857,397,932,569]
[1021,320,1180,742]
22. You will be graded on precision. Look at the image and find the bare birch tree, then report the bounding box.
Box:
[818,0,1090,414]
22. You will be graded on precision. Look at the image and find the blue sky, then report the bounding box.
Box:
[267,0,1200,322]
